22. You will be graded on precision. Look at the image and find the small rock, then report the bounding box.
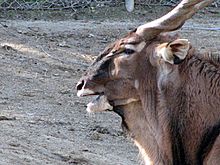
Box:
[68,128,75,132]
[58,41,71,48]
[59,89,71,95]
[88,33,95,38]
[90,131,102,141]
[8,143,20,147]
[0,116,16,121]
[91,125,110,134]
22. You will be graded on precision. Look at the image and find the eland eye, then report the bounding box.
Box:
[124,48,135,55]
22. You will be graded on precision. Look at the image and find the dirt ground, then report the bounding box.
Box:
[0,6,219,165]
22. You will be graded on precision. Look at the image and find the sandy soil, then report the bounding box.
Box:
[0,6,219,165]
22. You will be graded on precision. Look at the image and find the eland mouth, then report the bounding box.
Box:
[76,80,139,113]
[77,87,113,113]
[77,87,139,113]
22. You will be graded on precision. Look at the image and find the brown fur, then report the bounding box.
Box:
[77,33,220,164]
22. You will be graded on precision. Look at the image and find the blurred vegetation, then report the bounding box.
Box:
[0,0,219,20]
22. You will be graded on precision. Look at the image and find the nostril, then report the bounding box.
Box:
[76,80,84,90]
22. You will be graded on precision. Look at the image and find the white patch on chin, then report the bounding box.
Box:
[86,95,113,113]
[77,88,95,97]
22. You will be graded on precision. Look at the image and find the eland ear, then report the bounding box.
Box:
[156,39,190,64]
